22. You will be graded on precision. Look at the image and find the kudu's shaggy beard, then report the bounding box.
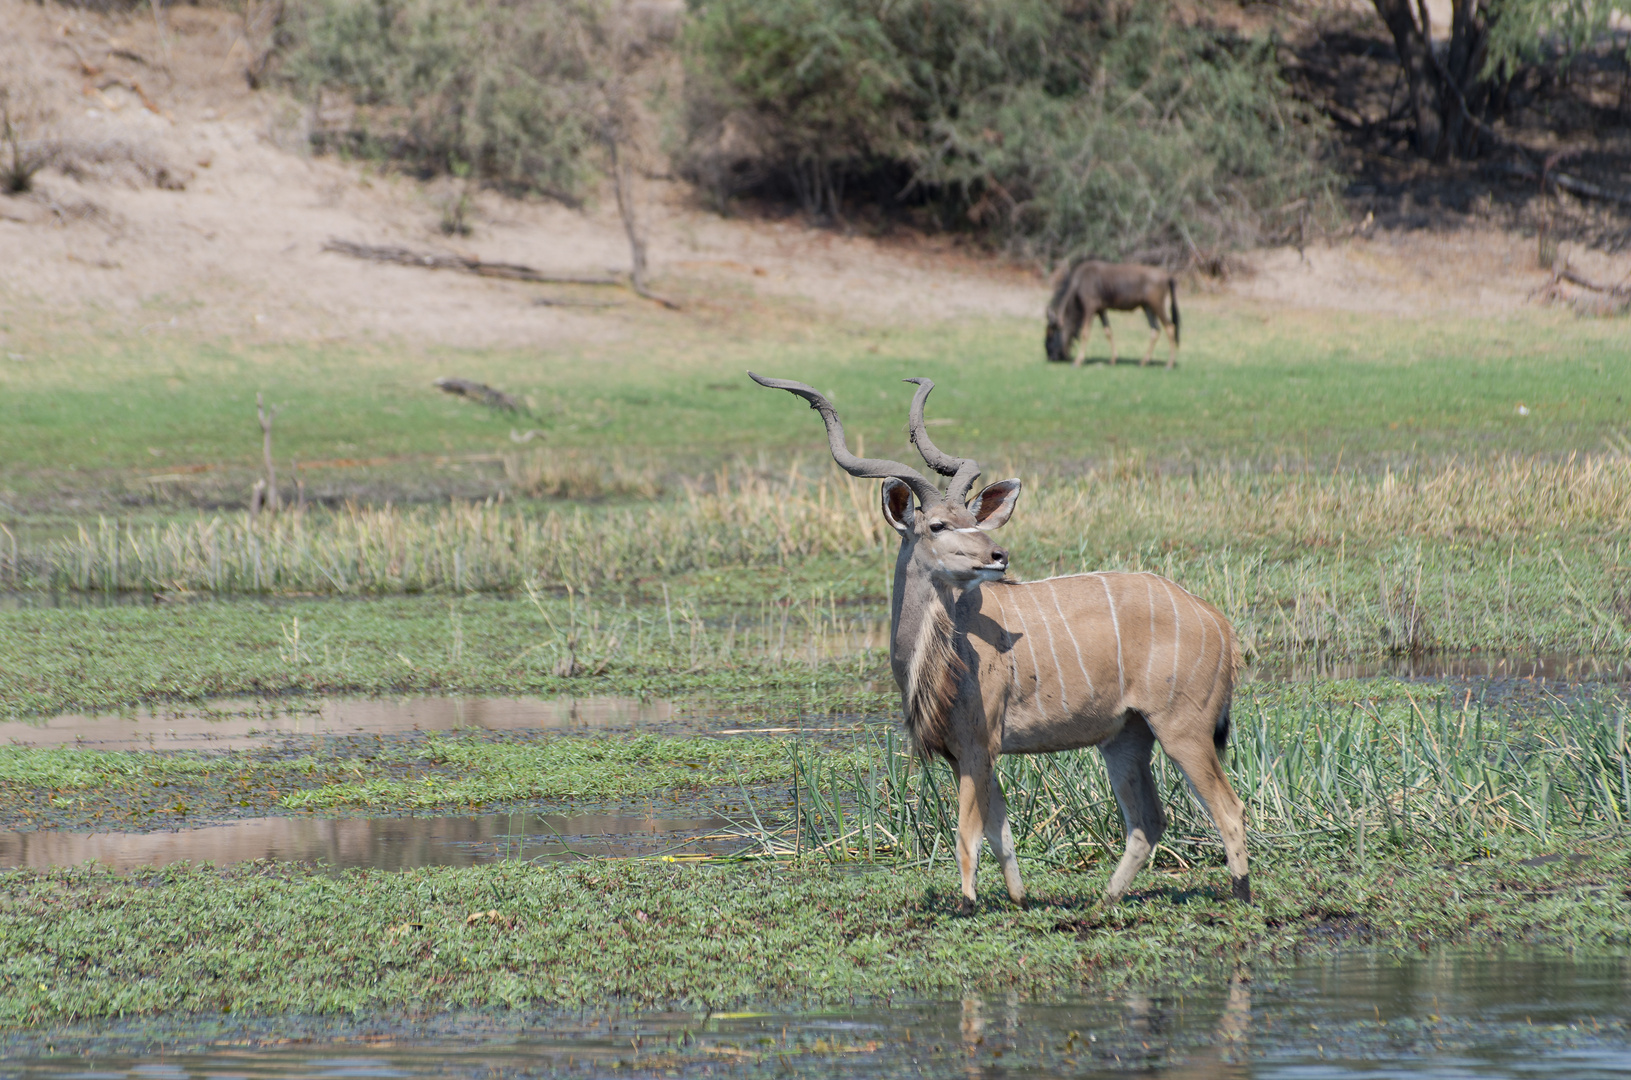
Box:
[902,592,964,761]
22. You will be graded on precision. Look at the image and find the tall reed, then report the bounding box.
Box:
[756,693,1631,865]
[14,454,1631,658]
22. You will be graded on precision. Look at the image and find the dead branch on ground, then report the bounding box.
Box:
[1490,161,1631,208]
[1532,258,1631,312]
[322,239,620,286]
[532,296,622,308]
[434,377,529,414]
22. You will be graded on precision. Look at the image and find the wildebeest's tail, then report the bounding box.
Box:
[1168,276,1180,346]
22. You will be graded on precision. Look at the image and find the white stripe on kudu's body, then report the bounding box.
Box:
[750,372,1252,915]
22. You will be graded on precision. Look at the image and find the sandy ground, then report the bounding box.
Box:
[1,0,1627,353]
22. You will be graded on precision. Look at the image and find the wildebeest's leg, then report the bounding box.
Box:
[1062,297,1087,367]
[1099,311,1117,366]
[954,751,993,913]
[1157,711,1252,903]
[981,770,1026,905]
[1099,715,1165,901]
[1140,304,1162,366]
[1166,278,1180,369]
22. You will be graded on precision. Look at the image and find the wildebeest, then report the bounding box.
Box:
[1044,259,1180,368]
[750,372,1251,914]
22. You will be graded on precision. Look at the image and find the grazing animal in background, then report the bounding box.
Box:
[750,372,1250,913]
[1044,259,1180,368]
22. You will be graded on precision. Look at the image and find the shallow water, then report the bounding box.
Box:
[0,808,750,871]
[0,695,682,749]
[1,948,1626,1078]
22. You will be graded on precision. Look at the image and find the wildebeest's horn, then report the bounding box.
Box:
[903,377,981,504]
[749,372,944,506]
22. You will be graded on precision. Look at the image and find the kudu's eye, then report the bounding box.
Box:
[929,521,946,533]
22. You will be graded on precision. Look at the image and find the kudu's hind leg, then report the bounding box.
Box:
[1099,716,1166,902]
[1159,719,1252,903]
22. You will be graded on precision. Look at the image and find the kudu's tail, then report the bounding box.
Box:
[1169,277,1180,346]
[1213,703,1231,752]
[1213,633,1242,752]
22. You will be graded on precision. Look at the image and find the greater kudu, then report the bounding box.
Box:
[1045,259,1180,368]
[750,373,1250,913]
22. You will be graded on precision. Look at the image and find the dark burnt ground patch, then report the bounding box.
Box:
[1282,6,1631,252]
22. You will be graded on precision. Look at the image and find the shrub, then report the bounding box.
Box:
[681,0,1333,261]
[275,0,607,201]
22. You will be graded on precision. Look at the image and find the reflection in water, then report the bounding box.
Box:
[1,948,1626,1078]
[0,810,740,872]
[0,695,679,750]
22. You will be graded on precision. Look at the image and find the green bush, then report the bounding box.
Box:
[275,0,606,201]
[681,0,1333,260]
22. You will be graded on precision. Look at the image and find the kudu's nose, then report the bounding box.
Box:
[989,547,1009,566]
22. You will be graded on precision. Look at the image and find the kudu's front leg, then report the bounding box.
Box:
[954,750,1025,914]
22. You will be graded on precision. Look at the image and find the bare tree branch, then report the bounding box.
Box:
[322,239,620,286]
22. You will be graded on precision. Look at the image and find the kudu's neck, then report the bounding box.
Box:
[888,539,965,689]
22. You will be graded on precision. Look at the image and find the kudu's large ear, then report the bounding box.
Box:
[881,477,914,534]
[970,479,1021,531]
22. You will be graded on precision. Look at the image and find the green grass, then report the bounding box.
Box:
[4,512,1630,720]
[1,269,1628,1028]
[770,692,1631,866]
[0,841,1625,1022]
[0,589,892,718]
[0,732,832,828]
[279,733,820,810]
[1,300,1627,509]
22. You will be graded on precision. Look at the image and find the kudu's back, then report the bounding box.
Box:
[971,570,1239,756]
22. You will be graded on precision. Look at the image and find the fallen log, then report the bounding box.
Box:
[433,377,529,414]
[323,239,621,286]
[1554,265,1630,297]
[1488,161,1631,208]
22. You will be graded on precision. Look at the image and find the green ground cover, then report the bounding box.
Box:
[0,284,1627,1031]
[0,300,1626,508]
[0,591,891,718]
[0,732,833,828]
[0,842,1625,1022]
[3,295,1627,690]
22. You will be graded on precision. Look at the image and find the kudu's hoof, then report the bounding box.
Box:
[957,897,976,917]
[1231,873,1252,904]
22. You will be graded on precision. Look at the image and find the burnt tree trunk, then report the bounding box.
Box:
[1370,0,1493,160]
[1441,0,1494,155]
[1373,0,1446,157]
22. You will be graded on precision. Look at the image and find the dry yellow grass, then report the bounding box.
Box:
[15,453,1631,658]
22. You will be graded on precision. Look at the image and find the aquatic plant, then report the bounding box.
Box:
[756,692,1631,865]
